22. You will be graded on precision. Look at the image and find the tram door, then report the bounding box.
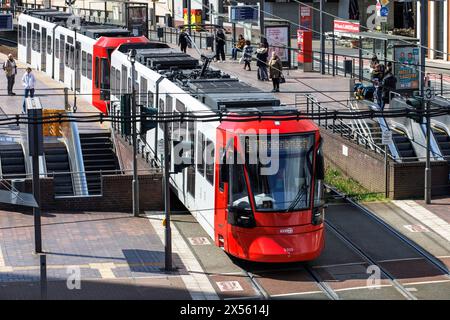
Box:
[75,41,81,92]
[59,35,65,82]
[41,28,46,72]
[26,22,31,64]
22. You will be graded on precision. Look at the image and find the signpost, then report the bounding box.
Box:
[424,86,434,204]
[229,5,259,24]
[381,130,393,198]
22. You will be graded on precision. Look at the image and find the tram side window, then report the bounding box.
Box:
[69,46,74,69]
[148,91,153,108]
[197,132,205,176]
[47,35,51,54]
[205,139,215,185]
[159,99,165,131]
[31,30,36,51]
[94,57,100,88]
[81,51,86,77]
[55,39,59,59]
[18,26,21,45]
[65,44,69,67]
[187,121,196,197]
[37,32,41,53]
[140,77,147,106]
[86,53,92,80]
[121,65,127,94]
[111,67,116,96]
[100,58,110,99]
[116,69,121,95]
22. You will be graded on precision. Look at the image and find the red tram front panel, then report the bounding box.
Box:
[91,36,149,113]
[214,119,325,263]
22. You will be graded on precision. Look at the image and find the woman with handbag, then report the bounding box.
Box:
[268,52,283,92]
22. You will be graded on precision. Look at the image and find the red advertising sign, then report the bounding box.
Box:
[297,30,312,63]
[333,20,360,34]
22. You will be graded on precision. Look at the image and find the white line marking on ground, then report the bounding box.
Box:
[333,284,393,292]
[377,257,425,263]
[403,279,450,286]
[146,212,219,300]
[392,200,450,242]
[0,245,5,267]
[270,290,324,297]
[311,261,367,269]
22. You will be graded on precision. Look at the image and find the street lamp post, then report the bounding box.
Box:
[128,49,140,217]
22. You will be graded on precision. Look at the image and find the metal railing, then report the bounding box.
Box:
[299,94,393,160]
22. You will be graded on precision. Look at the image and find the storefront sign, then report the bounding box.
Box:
[333,20,360,34]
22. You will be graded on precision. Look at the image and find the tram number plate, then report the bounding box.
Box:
[216,281,244,292]
[403,224,430,233]
[187,237,211,245]
[424,87,435,101]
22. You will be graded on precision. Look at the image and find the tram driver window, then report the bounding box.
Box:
[100,58,110,100]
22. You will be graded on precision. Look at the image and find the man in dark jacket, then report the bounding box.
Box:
[178,30,189,53]
[215,29,226,62]
[381,62,397,109]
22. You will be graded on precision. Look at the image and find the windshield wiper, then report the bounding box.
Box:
[286,182,308,212]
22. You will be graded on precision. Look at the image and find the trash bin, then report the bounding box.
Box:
[11,179,25,192]
[157,27,164,39]
[206,36,214,48]
[343,60,353,76]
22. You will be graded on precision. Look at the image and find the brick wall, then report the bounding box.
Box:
[0,174,163,213]
[320,128,450,199]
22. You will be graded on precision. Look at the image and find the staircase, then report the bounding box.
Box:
[392,130,417,161]
[0,144,26,179]
[79,131,119,195]
[432,126,450,164]
[44,144,74,197]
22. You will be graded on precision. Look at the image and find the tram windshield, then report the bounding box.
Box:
[244,134,315,212]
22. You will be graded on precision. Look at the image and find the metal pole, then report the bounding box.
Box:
[163,121,172,271]
[359,36,363,81]
[130,52,139,216]
[259,0,265,42]
[384,145,389,198]
[425,100,431,203]
[187,0,191,35]
[332,30,335,76]
[320,0,325,75]
[419,0,428,97]
[73,29,77,112]
[40,254,47,300]
[31,106,42,254]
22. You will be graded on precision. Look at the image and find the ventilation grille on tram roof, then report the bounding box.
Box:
[135,50,199,70]
[187,79,280,110]
[81,28,131,39]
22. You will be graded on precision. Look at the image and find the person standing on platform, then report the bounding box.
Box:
[3,54,17,96]
[22,67,36,98]
[256,43,269,81]
[215,28,226,62]
[231,34,245,60]
[242,40,254,71]
[178,30,189,53]
[269,52,283,92]
[381,62,397,110]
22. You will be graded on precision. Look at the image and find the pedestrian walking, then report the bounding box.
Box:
[242,40,254,71]
[178,29,189,53]
[231,34,245,60]
[215,28,226,62]
[22,67,36,98]
[3,54,17,96]
[256,43,269,81]
[269,52,283,92]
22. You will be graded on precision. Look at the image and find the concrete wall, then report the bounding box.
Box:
[321,128,450,199]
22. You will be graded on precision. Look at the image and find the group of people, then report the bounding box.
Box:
[178,29,285,93]
[370,55,397,109]
[3,54,36,98]
[232,35,284,92]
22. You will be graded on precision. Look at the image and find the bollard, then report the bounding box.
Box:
[40,254,47,300]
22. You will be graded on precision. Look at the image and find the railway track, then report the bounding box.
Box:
[228,187,449,300]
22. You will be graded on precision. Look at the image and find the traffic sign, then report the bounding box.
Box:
[382,130,393,145]
[424,87,435,101]
[157,139,164,155]
[380,6,389,17]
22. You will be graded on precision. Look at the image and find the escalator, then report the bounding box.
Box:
[44,144,74,197]
[392,129,417,162]
[0,144,26,179]
[432,125,450,164]
[79,131,119,195]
